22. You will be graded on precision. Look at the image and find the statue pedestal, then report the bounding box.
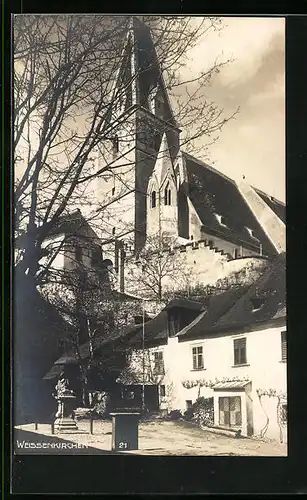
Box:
[54,394,78,432]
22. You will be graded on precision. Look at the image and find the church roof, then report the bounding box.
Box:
[182,152,285,256]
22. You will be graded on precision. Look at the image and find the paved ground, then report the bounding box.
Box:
[14,419,287,456]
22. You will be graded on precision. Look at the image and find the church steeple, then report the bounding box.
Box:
[111,17,178,130]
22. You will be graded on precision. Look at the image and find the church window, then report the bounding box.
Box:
[151,191,156,208]
[112,136,119,158]
[164,182,171,206]
[148,85,157,113]
[154,134,160,151]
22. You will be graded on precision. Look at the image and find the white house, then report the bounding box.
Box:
[119,254,287,443]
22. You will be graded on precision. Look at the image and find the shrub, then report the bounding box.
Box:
[166,409,182,420]
[184,397,214,426]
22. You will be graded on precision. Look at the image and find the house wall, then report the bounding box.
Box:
[126,322,287,442]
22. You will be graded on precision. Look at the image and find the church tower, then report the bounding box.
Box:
[96,17,181,255]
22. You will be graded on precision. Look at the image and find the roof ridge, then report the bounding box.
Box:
[253,185,285,207]
[182,151,236,185]
[182,151,285,205]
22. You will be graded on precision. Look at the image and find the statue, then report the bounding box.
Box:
[53,372,78,431]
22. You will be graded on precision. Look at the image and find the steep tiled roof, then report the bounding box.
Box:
[122,298,204,348]
[254,189,286,223]
[178,254,286,339]
[214,253,286,330]
[183,152,284,256]
[47,209,100,242]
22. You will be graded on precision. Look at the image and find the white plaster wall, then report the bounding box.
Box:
[126,323,287,441]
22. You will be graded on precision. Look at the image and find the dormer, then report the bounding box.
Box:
[245,226,260,241]
[250,297,266,312]
[215,213,228,228]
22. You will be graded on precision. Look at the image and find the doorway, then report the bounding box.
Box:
[219,396,242,427]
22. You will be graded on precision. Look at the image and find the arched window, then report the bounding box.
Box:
[151,191,156,208]
[164,182,172,206]
[148,85,157,113]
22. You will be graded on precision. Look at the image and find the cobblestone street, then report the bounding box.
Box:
[14,420,287,456]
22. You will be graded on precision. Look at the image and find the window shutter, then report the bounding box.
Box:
[281,331,287,361]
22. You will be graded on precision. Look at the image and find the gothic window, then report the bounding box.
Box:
[151,190,156,208]
[148,85,157,113]
[112,136,119,158]
[164,182,172,206]
[154,133,160,151]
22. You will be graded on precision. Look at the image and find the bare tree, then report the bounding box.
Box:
[14,15,237,288]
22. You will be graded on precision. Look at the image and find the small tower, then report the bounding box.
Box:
[147,133,178,240]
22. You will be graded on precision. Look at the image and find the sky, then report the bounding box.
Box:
[181,17,285,202]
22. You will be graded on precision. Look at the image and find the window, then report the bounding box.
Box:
[164,183,171,206]
[186,400,193,410]
[233,248,240,259]
[233,338,247,365]
[154,134,160,151]
[112,136,119,157]
[75,245,82,262]
[151,191,156,208]
[112,186,115,196]
[192,345,204,370]
[160,385,166,397]
[280,404,287,424]
[281,331,287,361]
[154,351,164,375]
[91,246,102,267]
[112,227,116,235]
[219,396,242,427]
[251,297,265,312]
